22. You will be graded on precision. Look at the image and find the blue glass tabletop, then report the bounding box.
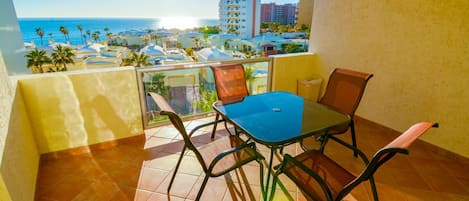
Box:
[213,91,350,146]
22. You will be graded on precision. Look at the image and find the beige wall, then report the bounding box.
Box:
[310,0,469,157]
[296,0,314,27]
[1,87,39,201]
[18,68,144,153]
[1,49,38,201]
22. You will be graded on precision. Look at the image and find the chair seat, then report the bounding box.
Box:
[281,150,355,201]
[198,135,258,175]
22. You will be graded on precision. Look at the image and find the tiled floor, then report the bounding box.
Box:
[35,117,469,201]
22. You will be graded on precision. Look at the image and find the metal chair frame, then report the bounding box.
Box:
[272,122,438,201]
[148,92,265,201]
[210,64,250,139]
[306,68,373,157]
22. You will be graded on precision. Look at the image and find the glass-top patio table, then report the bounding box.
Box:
[213,91,351,200]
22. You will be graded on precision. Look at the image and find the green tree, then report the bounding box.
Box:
[25,48,50,73]
[92,31,100,42]
[77,24,84,44]
[282,43,303,53]
[120,51,151,67]
[35,27,45,45]
[244,66,257,93]
[151,34,163,46]
[148,73,169,96]
[185,47,194,56]
[86,29,91,40]
[195,87,217,113]
[51,45,75,71]
[59,25,70,42]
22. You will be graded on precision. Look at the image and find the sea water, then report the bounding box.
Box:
[19,18,219,46]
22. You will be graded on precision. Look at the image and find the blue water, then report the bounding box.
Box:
[18,18,219,46]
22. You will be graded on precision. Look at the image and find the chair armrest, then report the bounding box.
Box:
[187,118,224,137]
[328,135,370,165]
[208,142,263,173]
[275,154,334,201]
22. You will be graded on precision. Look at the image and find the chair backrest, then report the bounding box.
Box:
[210,64,249,100]
[147,92,209,170]
[338,122,438,199]
[319,68,373,117]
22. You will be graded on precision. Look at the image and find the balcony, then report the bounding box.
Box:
[2,53,469,201]
[2,0,469,200]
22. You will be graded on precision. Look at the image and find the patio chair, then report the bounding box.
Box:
[271,122,438,201]
[303,68,373,157]
[147,92,264,201]
[210,63,250,138]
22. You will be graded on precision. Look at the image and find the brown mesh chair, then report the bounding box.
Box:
[148,92,264,201]
[271,122,438,201]
[210,64,249,138]
[303,68,373,157]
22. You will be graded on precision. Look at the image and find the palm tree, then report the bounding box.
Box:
[120,51,151,67]
[35,28,44,45]
[51,45,75,71]
[77,24,84,44]
[24,48,50,73]
[86,29,91,40]
[106,32,112,45]
[59,25,70,42]
[132,52,151,67]
[92,31,101,42]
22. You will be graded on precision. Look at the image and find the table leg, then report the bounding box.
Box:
[262,148,275,201]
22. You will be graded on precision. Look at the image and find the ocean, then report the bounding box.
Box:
[18,18,219,46]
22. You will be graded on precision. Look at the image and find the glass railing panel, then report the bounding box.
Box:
[137,58,271,128]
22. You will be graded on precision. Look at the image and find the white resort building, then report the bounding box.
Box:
[219,0,261,39]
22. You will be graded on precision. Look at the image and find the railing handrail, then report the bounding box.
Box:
[135,57,272,73]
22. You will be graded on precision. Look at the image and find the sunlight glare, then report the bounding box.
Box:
[157,17,200,30]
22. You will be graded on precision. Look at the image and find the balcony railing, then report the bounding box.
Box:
[136,58,272,128]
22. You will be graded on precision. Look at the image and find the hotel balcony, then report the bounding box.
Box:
[1,0,469,201]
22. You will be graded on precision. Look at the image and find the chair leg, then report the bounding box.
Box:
[195,175,210,201]
[268,171,280,201]
[167,146,187,193]
[350,121,358,157]
[211,114,220,139]
[369,176,379,201]
[319,133,330,154]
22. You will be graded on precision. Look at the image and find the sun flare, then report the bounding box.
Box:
[157,17,201,30]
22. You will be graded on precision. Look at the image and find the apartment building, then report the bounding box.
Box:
[261,3,297,25]
[219,0,261,38]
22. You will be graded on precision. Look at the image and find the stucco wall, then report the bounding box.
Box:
[310,0,469,157]
[271,53,323,94]
[18,68,144,153]
[1,87,39,201]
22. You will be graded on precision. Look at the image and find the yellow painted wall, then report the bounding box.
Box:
[271,53,323,94]
[310,0,469,157]
[18,68,144,153]
[1,49,38,200]
[1,87,39,201]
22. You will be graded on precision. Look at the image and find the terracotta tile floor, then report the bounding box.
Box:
[35,117,469,201]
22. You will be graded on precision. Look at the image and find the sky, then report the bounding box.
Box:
[13,0,299,19]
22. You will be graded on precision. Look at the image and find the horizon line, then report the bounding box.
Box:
[17,16,220,20]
